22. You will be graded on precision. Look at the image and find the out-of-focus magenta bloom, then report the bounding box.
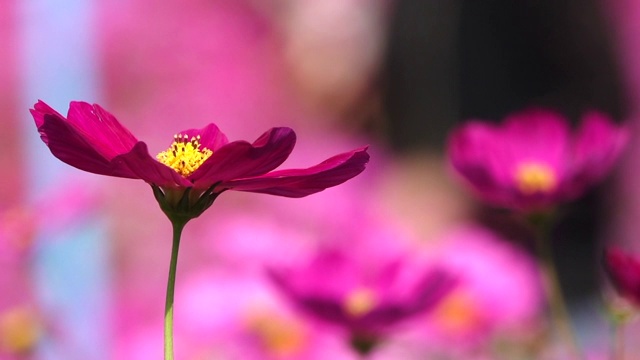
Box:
[407,226,543,354]
[30,100,369,217]
[603,247,640,307]
[268,229,456,352]
[447,108,628,211]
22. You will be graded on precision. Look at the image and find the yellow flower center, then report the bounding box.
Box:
[514,162,557,195]
[344,288,377,317]
[432,290,480,333]
[0,307,41,354]
[248,315,306,356]
[156,134,213,176]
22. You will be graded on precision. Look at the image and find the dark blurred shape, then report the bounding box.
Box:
[383,0,461,152]
[458,0,625,122]
[382,0,625,150]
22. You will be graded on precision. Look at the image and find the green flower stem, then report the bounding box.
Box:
[532,219,583,360]
[165,220,186,360]
[611,317,626,360]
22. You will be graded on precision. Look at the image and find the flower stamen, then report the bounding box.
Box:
[514,162,557,195]
[156,134,213,176]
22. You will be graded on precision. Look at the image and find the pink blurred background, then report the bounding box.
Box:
[2,0,640,358]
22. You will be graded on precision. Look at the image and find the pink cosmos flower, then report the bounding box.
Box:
[268,224,456,354]
[603,247,640,307]
[447,108,628,211]
[30,100,369,219]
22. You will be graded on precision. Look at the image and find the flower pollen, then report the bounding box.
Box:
[344,288,377,317]
[514,162,557,195]
[156,134,213,176]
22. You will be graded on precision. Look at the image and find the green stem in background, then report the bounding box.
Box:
[611,318,625,360]
[529,214,583,360]
[164,220,186,360]
[607,302,634,360]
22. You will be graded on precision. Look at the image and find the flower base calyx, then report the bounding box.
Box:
[152,184,222,224]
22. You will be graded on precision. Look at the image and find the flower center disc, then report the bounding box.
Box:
[344,288,377,317]
[514,162,557,195]
[156,134,213,176]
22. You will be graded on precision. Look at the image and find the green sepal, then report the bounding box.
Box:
[349,332,380,356]
[151,184,222,224]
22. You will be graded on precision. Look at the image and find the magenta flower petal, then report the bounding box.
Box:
[501,109,571,169]
[54,101,138,157]
[189,127,297,188]
[603,247,640,307]
[571,111,629,188]
[31,100,65,141]
[179,123,229,152]
[112,142,193,188]
[448,122,504,194]
[218,147,370,197]
[32,102,139,178]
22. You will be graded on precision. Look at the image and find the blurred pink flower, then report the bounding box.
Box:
[30,100,369,217]
[268,223,456,354]
[603,247,640,307]
[406,225,543,354]
[447,108,628,211]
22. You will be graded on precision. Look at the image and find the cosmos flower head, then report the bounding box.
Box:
[447,108,628,212]
[603,247,640,307]
[30,100,369,222]
[268,226,456,354]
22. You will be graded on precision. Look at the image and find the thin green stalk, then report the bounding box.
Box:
[165,221,186,360]
[611,318,625,360]
[532,221,583,360]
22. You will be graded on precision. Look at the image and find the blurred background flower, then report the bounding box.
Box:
[447,108,628,212]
